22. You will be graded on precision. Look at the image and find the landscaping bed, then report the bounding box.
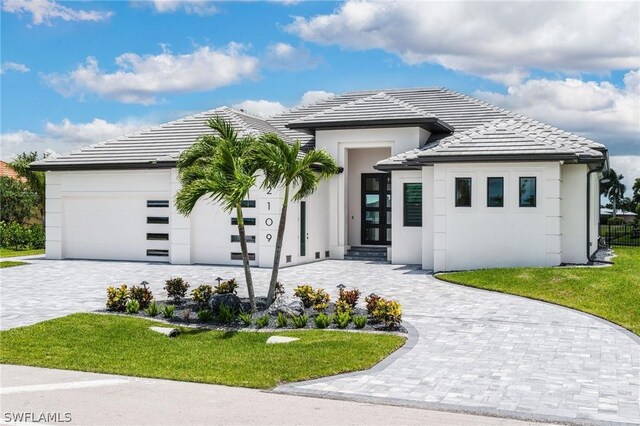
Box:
[0,313,405,389]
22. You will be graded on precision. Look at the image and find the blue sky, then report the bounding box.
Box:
[1,0,639,191]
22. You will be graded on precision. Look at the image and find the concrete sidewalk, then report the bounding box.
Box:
[0,365,542,426]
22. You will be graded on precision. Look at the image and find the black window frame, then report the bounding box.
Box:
[486,177,504,208]
[231,235,256,243]
[231,217,256,226]
[146,233,169,241]
[455,177,472,207]
[147,200,169,208]
[240,200,256,208]
[147,216,169,224]
[403,182,423,227]
[230,252,255,261]
[519,177,537,208]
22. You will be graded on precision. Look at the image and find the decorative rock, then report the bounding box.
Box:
[209,293,242,314]
[266,336,300,344]
[149,327,180,337]
[267,296,304,317]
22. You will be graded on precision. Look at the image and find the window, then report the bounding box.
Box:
[455,178,472,207]
[240,200,256,208]
[231,218,256,226]
[487,177,504,207]
[325,250,330,258]
[231,235,256,243]
[147,200,169,208]
[147,249,169,257]
[403,183,422,226]
[147,217,169,224]
[300,201,307,256]
[147,233,169,241]
[230,252,255,261]
[519,177,537,207]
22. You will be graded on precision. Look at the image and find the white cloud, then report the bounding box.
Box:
[287,1,640,84]
[609,156,640,198]
[0,62,30,74]
[2,0,113,26]
[476,70,640,156]
[0,118,152,161]
[43,44,260,105]
[264,42,322,71]
[232,90,335,117]
[145,0,218,16]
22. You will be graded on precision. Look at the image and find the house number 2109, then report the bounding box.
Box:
[266,234,272,242]
[265,218,273,226]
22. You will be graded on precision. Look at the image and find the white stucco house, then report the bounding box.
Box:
[32,88,607,272]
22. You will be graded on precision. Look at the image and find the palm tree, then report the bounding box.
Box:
[175,117,259,310]
[601,169,626,217]
[10,152,46,224]
[255,134,339,304]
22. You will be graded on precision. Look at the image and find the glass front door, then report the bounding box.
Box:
[361,173,391,245]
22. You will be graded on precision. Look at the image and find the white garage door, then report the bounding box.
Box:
[63,195,168,262]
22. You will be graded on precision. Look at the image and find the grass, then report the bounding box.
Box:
[0,313,405,389]
[437,247,640,335]
[0,261,28,268]
[0,248,45,258]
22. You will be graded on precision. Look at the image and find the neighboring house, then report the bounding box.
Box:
[600,208,638,223]
[0,160,25,182]
[31,88,606,271]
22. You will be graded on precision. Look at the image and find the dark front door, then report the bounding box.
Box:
[361,173,391,245]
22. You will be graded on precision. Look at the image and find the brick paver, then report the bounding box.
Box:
[1,258,638,424]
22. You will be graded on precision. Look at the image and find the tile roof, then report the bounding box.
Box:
[31,87,606,170]
[0,160,24,180]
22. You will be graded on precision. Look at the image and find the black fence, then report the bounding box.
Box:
[599,223,640,247]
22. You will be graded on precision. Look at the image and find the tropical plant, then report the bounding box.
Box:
[333,312,351,329]
[364,293,382,316]
[9,152,46,224]
[164,277,189,303]
[601,169,627,217]
[161,304,175,319]
[129,285,153,309]
[371,298,403,329]
[218,302,235,324]
[0,177,38,225]
[214,278,238,295]
[255,314,270,328]
[338,288,360,310]
[255,134,339,305]
[106,285,130,312]
[276,312,288,328]
[291,314,309,328]
[335,299,353,315]
[238,311,253,326]
[353,315,367,329]
[125,299,140,314]
[293,285,315,308]
[314,313,331,329]
[197,309,215,322]
[191,284,214,308]
[633,178,640,214]
[175,117,259,310]
[145,301,160,317]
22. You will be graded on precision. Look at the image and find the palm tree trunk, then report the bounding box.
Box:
[236,204,256,311]
[266,185,289,304]
[612,197,617,218]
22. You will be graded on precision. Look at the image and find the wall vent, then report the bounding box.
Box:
[231,218,256,226]
[147,217,169,224]
[325,250,330,258]
[147,233,169,241]
[231,235,256,243]
[231,252,255,261]
[147,249,169,257]
[315,251,320,259]
[286,255,292,263]
[147,200,169,208]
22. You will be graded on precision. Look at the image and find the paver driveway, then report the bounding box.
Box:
[1,258,638,425]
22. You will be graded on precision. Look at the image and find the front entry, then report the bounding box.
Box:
[361,173,391,245]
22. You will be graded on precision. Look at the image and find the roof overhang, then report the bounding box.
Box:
[30,161,177,172]
[286,117,454,134]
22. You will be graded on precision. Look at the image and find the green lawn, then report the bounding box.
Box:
[0,313,405,389]
[0,261,28,268]
[0,248,45,258]
[437,247,640,335]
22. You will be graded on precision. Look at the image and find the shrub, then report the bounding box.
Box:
[353,315,367,329]
[214,278,238,295]
[335,299,352,315]
[364,293,382,316]
[106,285,130,312]
[314,313,331,329]
[161,304,175,319]
[29,224,45,249]
[607,216,625,225]
[291,314,309,329]
[218,302,235,324]
[2,222,31,250]
[256,314,270,328]
[333,312,351,329]
[191,285,214,308]
[129,285,153,309]
[293,285,315,308]
[338,288,360,309]
[145,300,160,317]
[372,299,403,329]
[238,311,253,326]
[0,177,38,225]
[164,277,189,303]
[276,312,288,328]
[197,309,215,322]
[312,289,330,312]
[125,299,140,314]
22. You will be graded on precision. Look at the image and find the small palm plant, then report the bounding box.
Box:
[175,117,259,310]
[255,134,339,304]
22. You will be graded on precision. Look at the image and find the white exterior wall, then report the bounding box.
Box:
[421,167,435,270]
[315,127,429,257]
[390,169,422,264]
[431,162,562,272]
[560,164,587,264]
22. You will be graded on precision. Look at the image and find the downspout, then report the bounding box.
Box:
[587,163,613,264]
